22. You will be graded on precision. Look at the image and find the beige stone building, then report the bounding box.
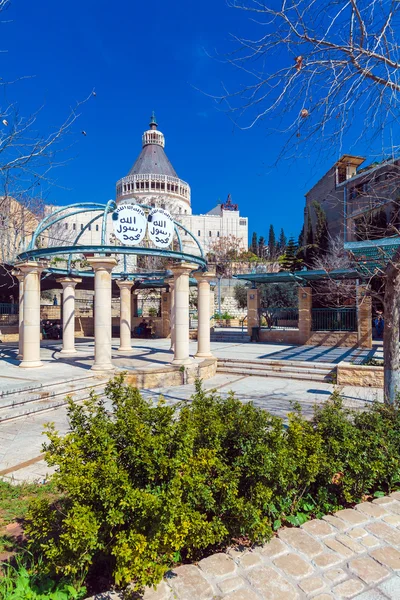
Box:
[304,154,400,242]
[0,197,40,264]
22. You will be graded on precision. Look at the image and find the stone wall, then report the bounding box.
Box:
[259,328,302,344]
[337,362,383,387]
[123,357,217,389]
[307,331,359,347]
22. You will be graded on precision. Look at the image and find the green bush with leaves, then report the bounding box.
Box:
[25,378,400,591]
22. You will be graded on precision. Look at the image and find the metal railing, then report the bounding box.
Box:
[261,307,299,330]
[0,302,19,326]
[312,307,357,332]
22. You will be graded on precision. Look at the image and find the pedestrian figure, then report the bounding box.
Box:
[53,295,58,306]
[374,311,384,338]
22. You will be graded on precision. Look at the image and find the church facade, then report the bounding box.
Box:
[47,115,248,253]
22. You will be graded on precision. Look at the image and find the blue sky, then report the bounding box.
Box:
[0,0,369,242]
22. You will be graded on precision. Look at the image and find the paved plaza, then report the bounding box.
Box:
[0,338,383,483]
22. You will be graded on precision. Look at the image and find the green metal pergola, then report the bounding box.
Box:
[344,238,400,275]
[234,268,365,286]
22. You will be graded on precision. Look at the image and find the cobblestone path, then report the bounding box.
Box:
[91,492,400,600]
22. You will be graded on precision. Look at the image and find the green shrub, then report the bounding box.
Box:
[0,553,86,599]
[24,378,400,591]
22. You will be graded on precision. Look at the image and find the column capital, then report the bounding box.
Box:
[116,279,134,290]
[15,260,48,275]
[170,262,198,276]
[57,277,82,288]
[194,270,216,284]
[87,256,118,272]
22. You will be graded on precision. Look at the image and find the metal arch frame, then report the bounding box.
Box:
[28,203,107,250]
[20,201,208,275]
[27,201,205,259]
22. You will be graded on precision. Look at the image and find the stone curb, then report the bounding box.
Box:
[87,493,400,600]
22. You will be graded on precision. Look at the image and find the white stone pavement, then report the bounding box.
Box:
[89,494,400,600]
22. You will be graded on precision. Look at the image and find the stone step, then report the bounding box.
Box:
[216,366,331,382]
[0,377,107,410]
[218,362,332,376]
[0,383,107,422]
[218,358,336,371]
[211,335,251,343]
[0,374,98,399]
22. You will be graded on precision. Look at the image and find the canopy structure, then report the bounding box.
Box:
[344,238,400,276]
[234,268,364,286]
[16,200,208,277]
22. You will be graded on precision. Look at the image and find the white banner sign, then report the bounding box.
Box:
[112,204,147,245]
[147,208,175,248]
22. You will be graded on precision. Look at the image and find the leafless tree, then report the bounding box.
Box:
[220,0,400,160]
[0,1,93,282]
[207,234,245,277]
[310,237,357,307]
[218,0,400,403]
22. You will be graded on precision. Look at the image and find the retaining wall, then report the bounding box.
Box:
[337,362,383,387]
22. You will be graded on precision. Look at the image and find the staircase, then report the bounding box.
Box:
[211,330,251,343]
[217,358,336,382]
[0,375,109,422]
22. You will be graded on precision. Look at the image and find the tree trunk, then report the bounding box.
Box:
[383,262,400,404]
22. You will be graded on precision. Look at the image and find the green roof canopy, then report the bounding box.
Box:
[344,238,400,276]
[234,268,364,285]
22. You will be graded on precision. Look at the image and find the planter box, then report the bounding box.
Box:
[337,362,383,387]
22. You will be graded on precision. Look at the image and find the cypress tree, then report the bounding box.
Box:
[250,231,258,255]
[268,224,276,259]
[258,235,265,258]
[278,228,287,253]
[313,201,329,255]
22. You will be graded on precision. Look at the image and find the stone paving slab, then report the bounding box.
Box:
[86,494,400,600]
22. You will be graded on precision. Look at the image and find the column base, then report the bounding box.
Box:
[117,346,133,353]
[19,360,43,368]
[59,349,78,355]
[91,363,115,371]
[195,352,214,359]
[172,357,193,366]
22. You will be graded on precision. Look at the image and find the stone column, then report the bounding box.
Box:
[247,288,260,335]
[116,280,134,352]
[357,285,372,349]
[87,256,118,371]
[16,261,45,368]
[58,278,81,354]
[194,271,215,358]
[171,263,196,365]
[12,271,24,359]
[298,286,312,344]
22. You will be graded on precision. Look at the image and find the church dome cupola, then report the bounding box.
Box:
[142,112,165,148]
[115,113,191,214]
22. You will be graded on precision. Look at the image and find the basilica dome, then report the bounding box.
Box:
[116,113,191,217]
